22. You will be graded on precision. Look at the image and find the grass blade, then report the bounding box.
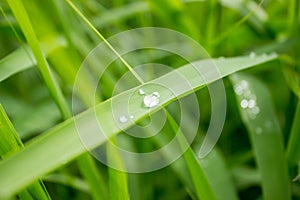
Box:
[0,46,34,82]
[199,148,239,200]
[0,104,50,199]
[286,101,300,167]
[7,0,71,119]
[107,138,130,200]
[230,73,291,200]
[92,1,150,28]
[166,111,217,200]
[76,154,108,200]
[7,2,109,199]
[0,36,65,83]
[0,54,277,198]
[43,173,89,193]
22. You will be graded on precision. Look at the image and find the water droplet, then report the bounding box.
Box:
[240,80,248,89]
[244,90,251,97]
[248,99,256,108]
[138,88,145,95]
[144,92,160,108]
[255,127,262,134]
[130,115,134,119]
[252,106,260,115]
[249,52,256,58]
[234,85,243,95]
[152,91,160,97]
[249,94,257,101]
[261,53,268,58]
[218,56,225,61]
[240,99,248,108]
[119,116,128,123]
[265,120,272,128]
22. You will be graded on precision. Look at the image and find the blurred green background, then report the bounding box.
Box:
[0,0,300,199]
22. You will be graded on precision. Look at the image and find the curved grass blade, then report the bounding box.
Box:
[230,73,291,200]
[0,54,277,198]
[0,36,65,83]
[43,173,89,193]
[0,46,35,82]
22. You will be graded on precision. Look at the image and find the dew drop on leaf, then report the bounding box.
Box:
[249,52,256,58]
[144,92,160,108]
[119,115,128,123]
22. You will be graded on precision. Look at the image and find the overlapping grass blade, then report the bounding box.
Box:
[230,73,291,200]
[6,1,108,199]
[0,46,34,82]
[7,0,71,119]
[0,54,277,198]
[43,173,89,193]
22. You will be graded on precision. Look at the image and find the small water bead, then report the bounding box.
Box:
[143,92,160,108]
[248,99,256,108]
[265,120,272,128]
[234,85,243,95]
[152,92,160,97]
[218,56,225,61]
[240,80,248,89]
[249,52,256,59]
[240,99,249,108]
[119,115,128,123]
[234,80,248,95]
[138,88,146,95]
[255,127,263,134]
[270,52,278,57]
[252,106,260,115]
[130,115,134,119]
[261,53,268,58]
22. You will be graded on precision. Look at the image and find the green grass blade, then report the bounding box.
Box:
[0,54,277,198]
[43,173,89,193]
[230,73,291,200]
[107,137,130,200]
[199,148,239,200]
[286,101,300,166]
[92,1,149,28]
[76,154,108,200]
[7,2,109,199]
[148,0,200,40]
[166,111,217,200]
[0,104,50,200]
[0,36,65,83]
[0,46,35,82]
[7,0,71,119]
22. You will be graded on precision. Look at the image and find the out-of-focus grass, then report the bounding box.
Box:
[0,0,299,199]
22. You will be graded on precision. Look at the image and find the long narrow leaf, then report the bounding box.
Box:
[230,73,291,200]
[0,104,50,200]
[286,101,300,166]
[7,0,71,119]
[0,54,277,198]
